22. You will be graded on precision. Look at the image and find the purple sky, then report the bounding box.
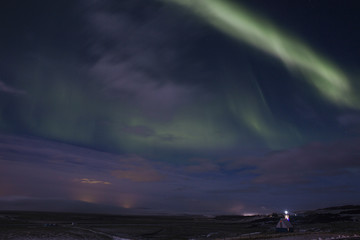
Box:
[0,0,360,215]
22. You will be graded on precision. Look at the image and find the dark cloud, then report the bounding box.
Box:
[84,0,205,119]
[337,114,360,126]
[184,158,220,174]
[111,155,165,182]
[0,134,238,213]
[0,80,26,95]
[1,133,360,214]
[227,139,360,185]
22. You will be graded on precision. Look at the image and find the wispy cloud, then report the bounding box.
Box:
[76,178,111,185]
[184,158,220,174]
[0,80,26,95]
[83,1,202,119]
[112,156,165,182]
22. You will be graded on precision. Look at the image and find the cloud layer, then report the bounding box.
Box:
[1,0,360,214]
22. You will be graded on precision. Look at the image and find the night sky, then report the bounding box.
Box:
[1,0,360,215]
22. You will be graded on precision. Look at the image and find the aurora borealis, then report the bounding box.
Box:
[167,0,358,108]
[1,0,360,214]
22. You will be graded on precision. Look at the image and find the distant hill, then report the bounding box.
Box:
[319,205,360,211]
[0,198,135,215]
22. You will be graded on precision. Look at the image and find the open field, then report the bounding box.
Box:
[1,205,360,240]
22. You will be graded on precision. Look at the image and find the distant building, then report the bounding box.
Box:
[284,211,290,220]
[276,218,293,232]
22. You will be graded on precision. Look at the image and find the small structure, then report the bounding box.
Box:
[276,218,293,232]
[284,210,290,220]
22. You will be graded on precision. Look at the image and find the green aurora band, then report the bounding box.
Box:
[166,0,358,108]
[3,1,358,156]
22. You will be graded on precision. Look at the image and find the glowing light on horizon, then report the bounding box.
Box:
[285,210,290,220]
[243,213,258,216]
[122,202,133,209]
[117,194,137,209]
[75,195,97,203]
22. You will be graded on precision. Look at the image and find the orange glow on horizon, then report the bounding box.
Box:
[117,194,138,209]
[75,194,97,203]
[122,202,132,209]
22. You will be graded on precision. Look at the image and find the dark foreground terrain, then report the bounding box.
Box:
[1,205,360,240]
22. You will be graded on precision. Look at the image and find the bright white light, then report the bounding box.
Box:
[284,210,288,214]
[243,213,258,216]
